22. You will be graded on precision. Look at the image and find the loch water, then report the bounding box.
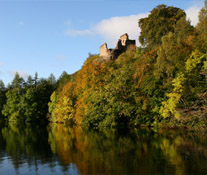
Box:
[0,122,207,175]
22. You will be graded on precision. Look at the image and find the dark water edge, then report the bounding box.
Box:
[0,122,207,175]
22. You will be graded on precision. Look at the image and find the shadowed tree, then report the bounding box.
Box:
[154,16,194,86]
[2,73,25,121]
[196,0,207,51]
[48,73,56,85]
[139,4,186,48]
[0,80,6,118]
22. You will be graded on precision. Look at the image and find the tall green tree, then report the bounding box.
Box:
[48,73,56,85]
[155,17,194,86]
[139,5,186,48]
[11,72,25,91]
[26,75,34,87]
[2,73,25,121]
[0,80,6,118]
[23,79,54,122]
[196,0,207,51]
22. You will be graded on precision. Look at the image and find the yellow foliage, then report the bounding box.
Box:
[160,137,184,175]
[160,51,207,119]
[185,50,203,72]
[160,73,185,119]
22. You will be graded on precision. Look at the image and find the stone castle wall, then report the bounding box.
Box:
[100,33,136,60]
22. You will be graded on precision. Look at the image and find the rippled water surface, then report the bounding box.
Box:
[0,122,207,175]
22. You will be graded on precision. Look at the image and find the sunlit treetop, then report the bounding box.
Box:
[139,4,186,48]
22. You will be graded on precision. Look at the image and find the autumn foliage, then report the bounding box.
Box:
[48,2,207,128]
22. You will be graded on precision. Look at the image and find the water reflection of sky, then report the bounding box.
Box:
[0,157,80,175]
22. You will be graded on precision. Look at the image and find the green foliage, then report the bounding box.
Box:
[160,50,207,120]
[85,53,137,127]
[196,0,207,51]
[184,51,207,98]
[155,17,194,85]
[47,73,56,86]
[48,91,59,122]
[139,4,186,47]
[202,61,207,82]
[2,73,55,122]
[0,80,6,119]
[185,50,206,73]
[48,80,76,124]
[2,73,25,121]
[160,73,186,119]
[57,71,70,89]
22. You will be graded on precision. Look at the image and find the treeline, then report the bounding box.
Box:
[0,71,74,122]
[1,2,207,128]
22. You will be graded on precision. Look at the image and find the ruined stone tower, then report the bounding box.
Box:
[100,33,136,60]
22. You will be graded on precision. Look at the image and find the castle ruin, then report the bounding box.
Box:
[100,33,136,60]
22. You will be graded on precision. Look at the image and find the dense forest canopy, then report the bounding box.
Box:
[139,4,186,48]
[0,1,207,129]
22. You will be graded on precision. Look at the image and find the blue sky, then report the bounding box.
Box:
[0,0,204,85]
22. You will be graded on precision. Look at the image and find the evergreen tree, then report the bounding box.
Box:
[0,80,6,118]
[196,0,207,51]
[48,73,56,85]
[11,72,25,91]
[26,75,34,87]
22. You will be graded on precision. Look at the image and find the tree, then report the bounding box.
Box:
[11,72,25,91]
[34,72,38,87]
[139,5,186,48]
[2,88,24,121]
[2,73,26,121]
[0,80,6,118]
[26,75,34,87]
[57,71,76,91]
[160,51,207,119]
[48,91,59,122]
[154,17,194,86]
[2,72,55,122]
[0,80,5,91]
[48,73,56,85]
[196,0,207,51]
[48,81,75,123]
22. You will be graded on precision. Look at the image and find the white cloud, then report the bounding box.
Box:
[65,4,202,47]
[65,13,148,46]
[185,6,201,26]
[9,71,28,79]
[94,13,148,46]
[0,62,3,66]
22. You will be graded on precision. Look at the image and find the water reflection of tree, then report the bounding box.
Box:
[0,123,7,165]
[1,123,54,171]
[156,130,207,175]
[1,123,207,175]
[48,124,207,175]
